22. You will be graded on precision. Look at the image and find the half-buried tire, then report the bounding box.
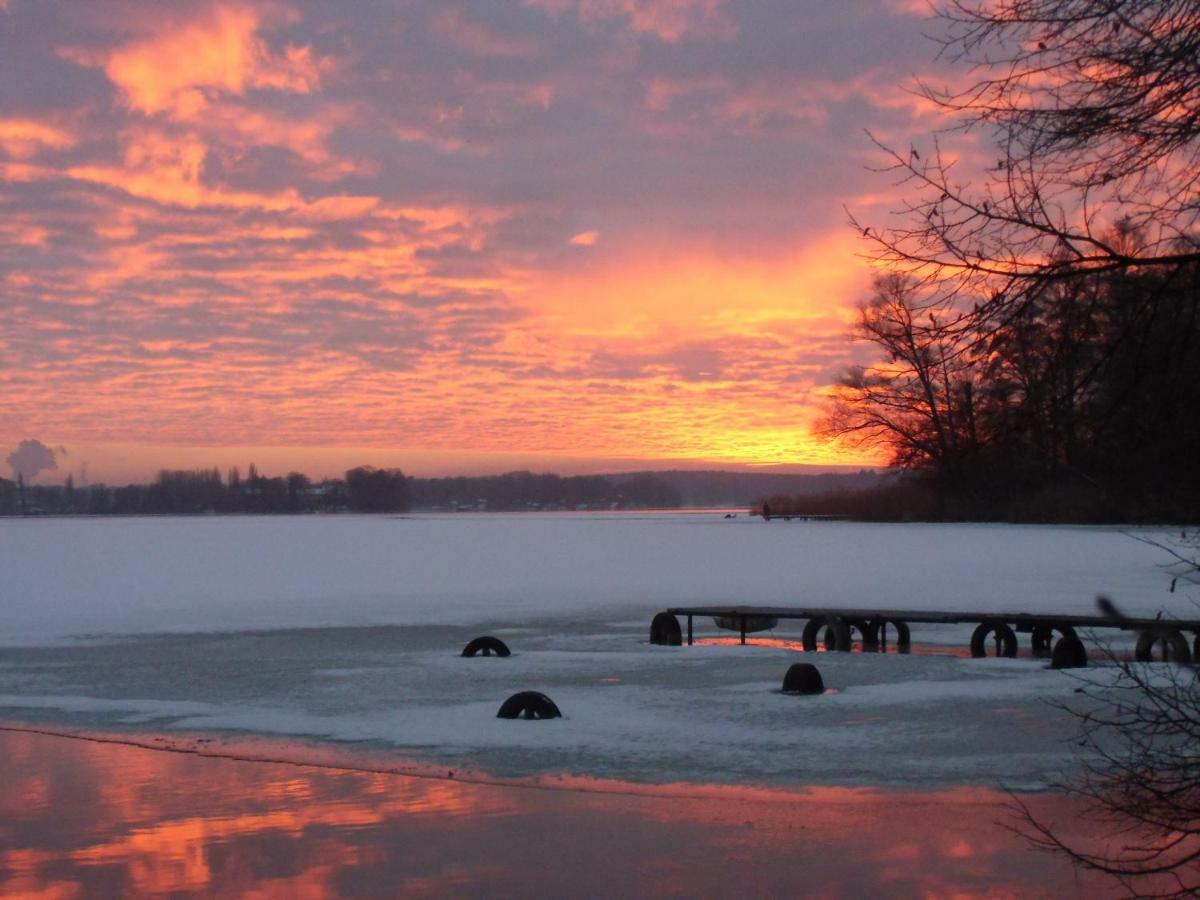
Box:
[781,663,825,695]
[649,612,683,646]
[1050,635,1088,669]
[461,636,511,657]
[497,691,562,719]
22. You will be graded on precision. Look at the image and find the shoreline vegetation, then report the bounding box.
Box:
[0,465,879,518]
[753,474,1200,526]
[2,462,1195,524]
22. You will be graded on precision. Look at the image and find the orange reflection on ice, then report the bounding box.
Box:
[693,635,945,655]
[1,730,522,897]
[0,726,1128,898]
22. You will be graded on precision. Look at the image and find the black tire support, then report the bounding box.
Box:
[1031,623,1078,657]
[801,615,852,652]
[649,612,682,646]
[864,617,911,652]
[1134,626,1192,663]
[970,621,1018,658]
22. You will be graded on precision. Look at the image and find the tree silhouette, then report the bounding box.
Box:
[344,466,410,513]
[854,0,1200,331]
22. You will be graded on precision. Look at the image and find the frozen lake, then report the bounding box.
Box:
[1,513,1194,789]
[1,512,1188,639]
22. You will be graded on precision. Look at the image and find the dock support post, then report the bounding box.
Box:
[687,615,693,645]
[740,615,746,645]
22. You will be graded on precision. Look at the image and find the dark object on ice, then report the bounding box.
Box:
[650,612,682,646]
[714,614,778,633]
[497,691,561,719]
[461,636,511,657]
[1098,596,1194,664]
[802,614,852,652]
[859,617,911,652]
[781,663,825,695]
[970,620,1018,658]
[1050,635,1088,669]
[1031,623,1078,657]
[1134,625,1192,663]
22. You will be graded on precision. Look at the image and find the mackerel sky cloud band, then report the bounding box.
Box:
[0,1,943,482]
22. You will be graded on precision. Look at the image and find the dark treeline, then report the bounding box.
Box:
[410,470,680,511]
[0,465,408,516]
[803,249,1200,523]
[619,469,883,507]
[0,466,684,516]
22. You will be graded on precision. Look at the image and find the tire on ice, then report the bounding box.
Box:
[970,621,1018,658]
[496,691,562,719]
[649,612,682,646]
[801,615,852,652]
[461,636,511,658]
[1050,634,1088,669]
[781,663,825,695]
[862,617,911,652]
[1134,626,1192,663]
[1031,623,1077,657]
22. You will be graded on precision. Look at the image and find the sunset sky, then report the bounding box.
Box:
[0,0,956,483]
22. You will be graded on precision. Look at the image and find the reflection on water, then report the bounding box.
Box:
[1,727,1117,898]
[693,635,968,657]
[693,635,1123,662]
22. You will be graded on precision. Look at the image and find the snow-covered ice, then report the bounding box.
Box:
[1,513,1190,639]
[0,513,1194,789]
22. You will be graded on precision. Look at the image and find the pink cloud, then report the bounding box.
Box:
[99,4,323,118]
[0,119,76,158]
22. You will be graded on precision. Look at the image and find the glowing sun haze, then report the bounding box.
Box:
[0,0,946,483]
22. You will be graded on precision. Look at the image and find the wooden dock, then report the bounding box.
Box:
[650,605,1200,663]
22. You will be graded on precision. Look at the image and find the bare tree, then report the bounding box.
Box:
[822,274,988,482]
[854,0,1200,332]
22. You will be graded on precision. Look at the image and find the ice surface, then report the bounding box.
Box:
[0,513,1191,641]
[0,513,1194,789]
[0,630,1113,788]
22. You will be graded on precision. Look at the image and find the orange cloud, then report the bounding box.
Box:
[102,5,323,118]
[195,101,349,170]
[0,119,75,158]
[2,0,949,475]
[527,232,866,338]
[67,126,299,210]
